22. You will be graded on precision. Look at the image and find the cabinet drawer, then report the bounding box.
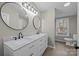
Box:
[13,45,31,56]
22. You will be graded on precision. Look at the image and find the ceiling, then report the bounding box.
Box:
[34,2,77,18]
[0,2,77,18]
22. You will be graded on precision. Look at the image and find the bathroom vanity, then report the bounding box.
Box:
[4,33,48,56]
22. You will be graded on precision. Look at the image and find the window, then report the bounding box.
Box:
[56,18,69,36]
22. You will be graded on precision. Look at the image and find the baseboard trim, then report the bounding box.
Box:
[48,45,55,48]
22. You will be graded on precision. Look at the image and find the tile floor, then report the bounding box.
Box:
[43,41,76,56]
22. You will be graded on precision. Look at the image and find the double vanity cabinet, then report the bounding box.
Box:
[4,33,48,56]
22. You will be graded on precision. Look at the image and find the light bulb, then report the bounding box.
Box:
[64,2,71,7]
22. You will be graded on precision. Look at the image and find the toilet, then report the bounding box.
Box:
[64,34,77,46]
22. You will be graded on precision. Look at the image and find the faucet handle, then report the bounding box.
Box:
[13,37,17,40]
[21,35,23,38]
[21,33,23,38]
[18,32,24,39]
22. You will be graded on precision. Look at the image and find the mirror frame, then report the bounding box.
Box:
[0,2,29,30]
[33,15,41,30]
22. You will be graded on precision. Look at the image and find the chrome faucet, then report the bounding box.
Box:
[18,32,23,39]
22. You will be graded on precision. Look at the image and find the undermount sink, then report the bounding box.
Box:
[4,35,41,50]
[4,38,31,50]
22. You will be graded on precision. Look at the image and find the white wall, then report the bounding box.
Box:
[69,16,77,35]
[41,9,55,48]
[0,2,38,56]
[77,3,79,56]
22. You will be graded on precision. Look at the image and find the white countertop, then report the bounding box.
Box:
[4,33,47,51]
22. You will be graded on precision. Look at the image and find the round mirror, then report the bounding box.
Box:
[33,15,41,30]
[0,2,29,30]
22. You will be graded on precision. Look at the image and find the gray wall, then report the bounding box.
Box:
[0,2,38,56]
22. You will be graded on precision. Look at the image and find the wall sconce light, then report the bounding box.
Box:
[22,2,39,15]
